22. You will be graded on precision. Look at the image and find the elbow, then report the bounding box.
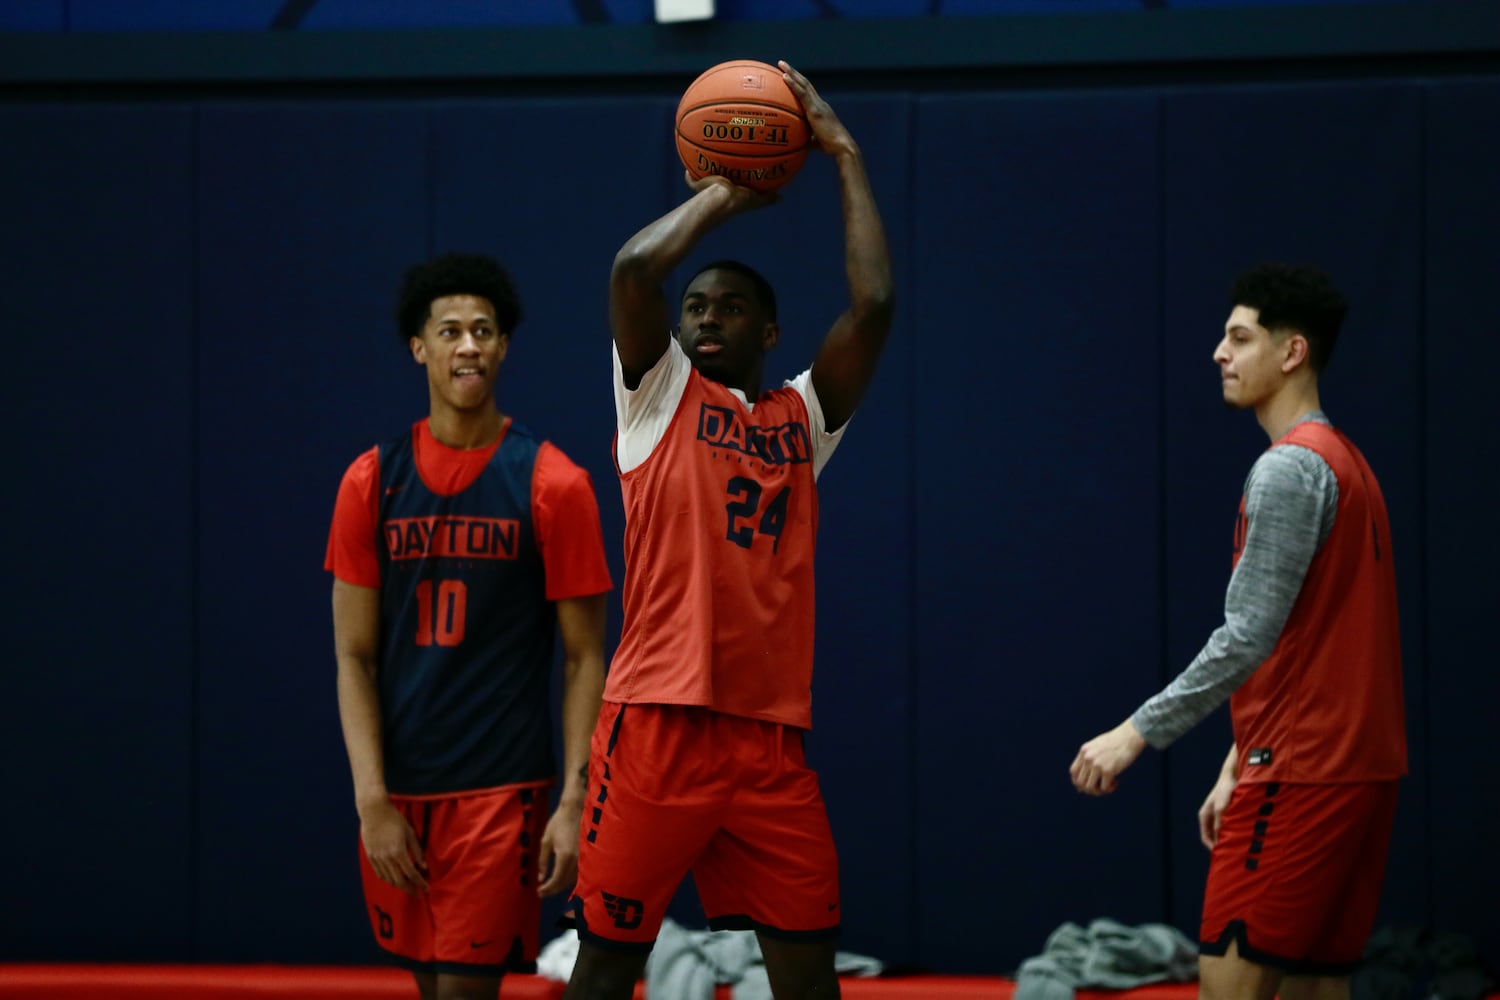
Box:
[611,242,660,290]
[336,651,378,684]
[612,243,648,276]
[853,286,895,331]
[562,653,607,690]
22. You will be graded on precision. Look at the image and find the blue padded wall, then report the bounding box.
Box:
[193,103,431,962]
[0,106,197,959]
[1158,81,1427,935]
[910,91,1167,972]
[0,2,63,30]
[1423,78,1500,964]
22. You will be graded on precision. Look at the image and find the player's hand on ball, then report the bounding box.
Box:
[778,61,855,158]
[685,170,779,210]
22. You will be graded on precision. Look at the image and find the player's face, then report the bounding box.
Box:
[410,294,508,412]
[1213,305,1293,410]
[680,269,778,389]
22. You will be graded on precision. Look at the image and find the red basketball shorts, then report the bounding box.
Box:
[358,782,551,974]
[567,702,840,950]
[1200,780,1400,974]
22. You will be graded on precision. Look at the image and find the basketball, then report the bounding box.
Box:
[675,59,812,193]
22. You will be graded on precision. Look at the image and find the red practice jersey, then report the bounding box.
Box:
[1230,421,1407,784]
[607,368,820,729]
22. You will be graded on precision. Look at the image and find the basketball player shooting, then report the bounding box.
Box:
[561,62,895,1000]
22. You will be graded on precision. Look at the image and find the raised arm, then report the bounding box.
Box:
[611,175,773,388]
[781,61,895,433]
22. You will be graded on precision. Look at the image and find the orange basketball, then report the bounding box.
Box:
[675,59,811,193]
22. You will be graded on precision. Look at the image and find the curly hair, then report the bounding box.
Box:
[1230,263,1348,373]
[395,252,524,344]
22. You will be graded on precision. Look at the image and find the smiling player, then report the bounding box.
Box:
[326,253,612,1000]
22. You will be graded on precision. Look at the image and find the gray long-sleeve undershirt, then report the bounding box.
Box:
[1130,413,1340,749]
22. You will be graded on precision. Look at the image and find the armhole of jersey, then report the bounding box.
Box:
[369,447,382,536]
[531,440,559,549]
[616,339,691,475]
[327,445,382,587]
[531,441,612,600]
[786,367,844,480]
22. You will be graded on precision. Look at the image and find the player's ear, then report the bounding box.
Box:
[762,321,780,351]
[410,336,426,364]
[1283,332,1310,373]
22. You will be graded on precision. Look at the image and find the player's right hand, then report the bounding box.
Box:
[684,170,778,211]
[1197,776,1236,850]
[360,799,429,893]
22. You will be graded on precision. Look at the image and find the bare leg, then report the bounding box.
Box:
[1199,939,1283,1000]
[758,934,841,999]
[1280,974,1351,1000]
[562,939,651,1000]
[433,973,502,1000]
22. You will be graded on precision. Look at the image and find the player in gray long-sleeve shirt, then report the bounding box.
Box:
[1070,263,1406,1000]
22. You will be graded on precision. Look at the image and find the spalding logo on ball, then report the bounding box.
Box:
[675,60,812,193]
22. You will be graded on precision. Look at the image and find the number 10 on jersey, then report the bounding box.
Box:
[414,578,468,646]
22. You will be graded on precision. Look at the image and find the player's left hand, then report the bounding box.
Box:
[537,800,583,897]
[778,61,856,158]
[1070,719,1148,796]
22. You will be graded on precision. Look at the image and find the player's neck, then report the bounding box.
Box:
[702,370,760,402]
[1256,380,1322,442]
[428,404,506,450]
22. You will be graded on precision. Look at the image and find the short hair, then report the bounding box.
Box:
[395,252,524,344]
[684,259,777,320]
[1230,263,1348,373]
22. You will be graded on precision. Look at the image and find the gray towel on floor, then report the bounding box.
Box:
[1015,918,1199,1000]
[644,918,884,1000]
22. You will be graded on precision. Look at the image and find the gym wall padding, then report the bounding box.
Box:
[1422,77,1500,951]
[1,106,198,959]
[3,76,1498,972]
[908,91,1169,972]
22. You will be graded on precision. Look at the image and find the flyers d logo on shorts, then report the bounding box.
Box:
[601,891,644,930]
